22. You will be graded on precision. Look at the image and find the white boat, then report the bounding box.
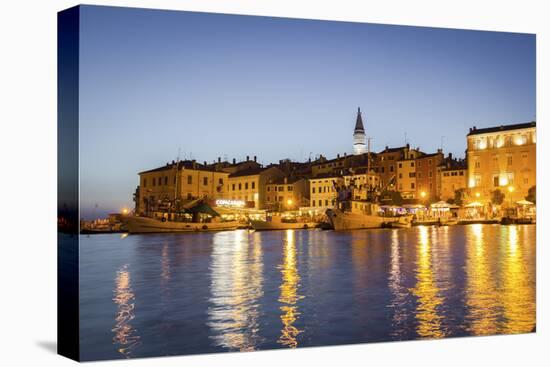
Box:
[250,216,317,231]
[124,215,239,234]
[326,200,413,231]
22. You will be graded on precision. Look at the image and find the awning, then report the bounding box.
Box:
[465,202,484,208]
[516,200,534,206]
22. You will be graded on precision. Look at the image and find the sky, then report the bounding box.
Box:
[77,5,536,218]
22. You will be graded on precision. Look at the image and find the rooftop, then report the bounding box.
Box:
[468,121,536,136]
[139,160,219,175]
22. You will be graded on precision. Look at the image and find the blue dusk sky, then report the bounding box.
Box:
[77,5,535,218]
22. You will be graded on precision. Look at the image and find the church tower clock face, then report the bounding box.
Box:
[353,107,367,155]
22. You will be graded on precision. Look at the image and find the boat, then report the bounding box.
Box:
[124,215,238,233]
[123,196,238,234]
[250,215,317,231]
[326,201,412,230]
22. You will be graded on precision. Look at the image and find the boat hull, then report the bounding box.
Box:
[326,208,403,230]
[124,216,239,234]
[250,220,317,231]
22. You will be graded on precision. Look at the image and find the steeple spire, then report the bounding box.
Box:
[354,107,365,133]
[353,107,367,155]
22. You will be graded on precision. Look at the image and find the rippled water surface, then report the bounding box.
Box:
[79,224,536,360]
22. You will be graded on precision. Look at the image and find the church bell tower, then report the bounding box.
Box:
[353,107,366,155]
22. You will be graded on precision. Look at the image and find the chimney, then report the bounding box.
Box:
[246,155,250,161]
[233,158,236,164]
[192,160,196,169]
[344,152,347,157]
[203,161,207,165]
[337,153,340,159]
[218,157,221,163]
[254,155,257,162]
[284,177,288,184]
[448,152,453,159]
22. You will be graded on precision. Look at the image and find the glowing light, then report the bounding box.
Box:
[478,139,487,150]
[215,199,245,207]
[475,192,481,198]
[420,191,427,198]
[122,208,128,214]
[500,176,509,186]
[508,186,515,193]
[287,199,293,206]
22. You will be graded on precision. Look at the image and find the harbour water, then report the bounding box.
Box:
[79,224,536,360]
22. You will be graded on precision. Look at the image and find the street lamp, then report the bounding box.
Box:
[420,191,427,198]
[475,192,480,198]
[287,199,293,206]
[122,208,128,215]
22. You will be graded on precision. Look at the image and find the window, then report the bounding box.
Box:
[381,167,385,173]
[411,183,415,189]
[507,156,513,166]
[288,186,293,191]
[245,182,249,190]
[390,165,394,172]
[203,177,208,186]
[398,163,402,168]
[188,175,192,184]
[493,175,499,187]
[429,171,432,178]
[219,178,223,185]
[187,193,192,199]
[409,172,415,178]
[475,160,480,169]
[428,159,432,165]
[459,171,464,176]
[417,172,422,179]
[312,187,316,194]
[267,196,270,202]
[252,182,255,189]
[325,200,329,206]
[153,178,156,186]
[399,173,403,179]
[267,187,271,192]
[279,196,283,202]
[164,176,168,185]
[232,184,236,191]
[238,183,242,190]
[143,178,147,187]
[279,186,284,191]
[319,200,322,207]
[173,176,176,184]
[312,200,316,207]
[410,162,414,168]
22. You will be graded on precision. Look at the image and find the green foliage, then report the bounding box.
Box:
[525,185,536,204]
[454,188,466,206]
[380,190,403,206]
[491,189,505,205]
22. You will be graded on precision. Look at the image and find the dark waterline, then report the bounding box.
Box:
[79,224,536,361]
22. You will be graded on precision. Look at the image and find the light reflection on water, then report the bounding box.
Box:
[79,225,536,360]
[111,264,141,358]
[207,230,264,351]
[277,230,304,348]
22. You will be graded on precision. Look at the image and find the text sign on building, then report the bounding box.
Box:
[215,199,245,207]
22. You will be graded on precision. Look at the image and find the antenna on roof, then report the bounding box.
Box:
[404,132,408,145]
[440,136,445,151]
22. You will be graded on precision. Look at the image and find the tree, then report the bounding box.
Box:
[525,185,536,204]
[380,190,403,206]
[454,188,466,206]
[491,189,505,206]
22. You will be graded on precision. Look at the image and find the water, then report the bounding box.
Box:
[79,224,536,361]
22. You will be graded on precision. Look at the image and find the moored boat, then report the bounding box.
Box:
[124,215,238,233]
[250,215,317,231]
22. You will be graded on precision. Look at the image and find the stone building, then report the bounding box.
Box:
[466,121,536,203]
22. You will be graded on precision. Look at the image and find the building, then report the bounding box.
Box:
[227,166,285,209]
[466,121,536,203]
[437,154,467,202]
[415,151,444,200]
[265,177,310,211]
[353,107,367,155]
[309,173,344,209]
[138,160,230,215]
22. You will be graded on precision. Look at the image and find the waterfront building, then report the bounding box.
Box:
[138,160,229,215]
[437,154,467,202]
[353,107,367,155]
[415,150,444,200]
[309,173,344,209]
[395,147,425,199]
[227,166,285,209]
[466,121,536,203]
[265,177,310,211]
[376,145,412,190]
